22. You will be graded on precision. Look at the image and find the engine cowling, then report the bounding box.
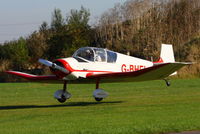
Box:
[50,60,69,78]
[50,58,78,79]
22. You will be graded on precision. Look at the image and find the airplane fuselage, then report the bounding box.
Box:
[53,50,153,80]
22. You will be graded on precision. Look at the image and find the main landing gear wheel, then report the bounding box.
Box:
[57,95,67,103]
[93,79,108,102]
[93,89,108,102]
[54,81,71,103]
[54,90,71,103]
[94,97,103,102]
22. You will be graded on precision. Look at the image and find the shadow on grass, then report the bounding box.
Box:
[0,101,124,110]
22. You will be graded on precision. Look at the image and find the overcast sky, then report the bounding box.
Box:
[0,0,125,43]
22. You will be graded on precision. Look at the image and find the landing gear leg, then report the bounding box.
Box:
[164,79,170,86]
[93,79,108,102]
[54,81,71,103]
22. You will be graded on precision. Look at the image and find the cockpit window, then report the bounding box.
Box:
[107,50,117,63]
[73,48,94,62]
[94,48,106,62]
[73,47,117,63]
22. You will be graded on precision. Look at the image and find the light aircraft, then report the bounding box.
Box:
[6,44,191,103]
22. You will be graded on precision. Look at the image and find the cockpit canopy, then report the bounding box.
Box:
[72,47,117,63]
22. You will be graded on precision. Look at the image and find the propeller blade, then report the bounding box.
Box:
[53,64,69,74]
[38,59,53,67]
[38,59,69,74]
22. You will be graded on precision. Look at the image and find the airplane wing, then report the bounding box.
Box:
[6,62,191,83]
[86,62,191,83]
[5,71,59,81]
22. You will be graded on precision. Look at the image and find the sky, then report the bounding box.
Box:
[0,0,125,43]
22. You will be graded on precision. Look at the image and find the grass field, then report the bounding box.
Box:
[0,79,200,134]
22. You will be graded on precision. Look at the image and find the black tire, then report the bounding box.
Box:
[57,98,66,103]
[57,95,67,103]
[166,81,171,86]
[95,97,103,102]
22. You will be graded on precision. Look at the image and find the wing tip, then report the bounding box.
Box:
[5,70,58,81]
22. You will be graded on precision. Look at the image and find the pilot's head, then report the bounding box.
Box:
[86,50,90,54]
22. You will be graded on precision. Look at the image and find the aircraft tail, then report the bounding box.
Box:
[154,44,176,75]
[160,44,175,63]
[154,44,175,64]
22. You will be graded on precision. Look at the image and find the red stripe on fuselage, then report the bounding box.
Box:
[56,59,112,73]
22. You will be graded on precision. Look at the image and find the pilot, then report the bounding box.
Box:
[86,50,93,61]
[96,55,102,62]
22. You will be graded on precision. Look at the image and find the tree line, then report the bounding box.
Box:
[0,0,199,81]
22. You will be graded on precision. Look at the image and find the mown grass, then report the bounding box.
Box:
[0,79,200,134]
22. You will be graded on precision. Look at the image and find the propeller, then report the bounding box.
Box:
[38,59,52,67]
[38,59,69,74]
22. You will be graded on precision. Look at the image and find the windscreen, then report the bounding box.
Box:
[73,48,94,62]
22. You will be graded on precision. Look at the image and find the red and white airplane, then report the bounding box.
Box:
[6,44,191,103]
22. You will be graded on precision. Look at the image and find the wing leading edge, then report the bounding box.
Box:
[6,71,58,81]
